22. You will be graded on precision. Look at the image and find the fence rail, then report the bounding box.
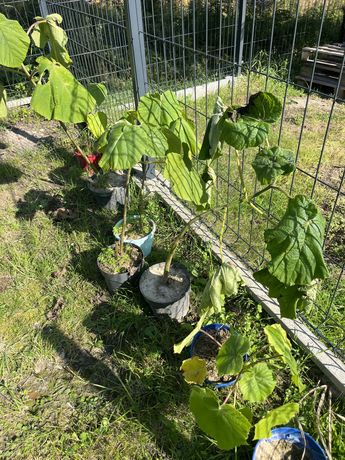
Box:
[1,0,345,371]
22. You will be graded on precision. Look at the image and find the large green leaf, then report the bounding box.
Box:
[31,57,96,123]
[87,111,107,139]
[137,90,182,127]
[199,97,226,160]
[31,14,72,67]
[201,264,242,313]
[254,268,317,319]
[98,122,148,171]
[87,83,107,106]
[252,146,295,185]
[0,13,30,68]
[163,152,207,206]
[221,117,269,150]
[0,84,7,118]
[141,124,168,158]
[216,333,250,376]
[265,195,329,286]
[254,402,299,440]
[238,92,282,123]
[169,116,198,155]
[264,324,305,391]
[239,363,276,403]
[190,387,251,450]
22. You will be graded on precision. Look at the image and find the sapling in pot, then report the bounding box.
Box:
[180,323,304,452]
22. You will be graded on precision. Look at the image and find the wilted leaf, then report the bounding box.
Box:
[31,57,96,123]
[239,92,282,123]
[239,363,276,402]
[174,311,209,354]
[199,96,226,160]
[87,111,107,139]
[190,387,251,450]
[31,14,72,67]
[265,195,329,286]
[180,356,207,384]
[252,146,295,185]
[254,402,299,440]
[222,117,269,150]
[264,324,305,391]
[216,333,250,376]
[0,13,30,68]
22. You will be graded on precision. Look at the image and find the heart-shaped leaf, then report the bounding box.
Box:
[141,124,168,158]
[190,387,251,450]
[169,116,198,155]
[265,195,329,286]
[0,13,30,68]
[216,333,250,376]
[239,363,276,402]
[222,117,269,150]
[98,122,148,171]
[252,146,295,185]
[31,57,96,123]
[180,356,207,384]
[254,402,299,440]
[239,92,282,123]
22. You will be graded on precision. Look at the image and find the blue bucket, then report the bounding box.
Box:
[190,323,249,389]
[252,427,327,460]
[113,215,156,258]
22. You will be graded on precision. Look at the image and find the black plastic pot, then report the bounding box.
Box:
[87,171,126,211]
[97,243,144,294]
[139,262,191,321]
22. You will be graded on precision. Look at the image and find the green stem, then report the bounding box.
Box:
[249,184,292,202]
[120,169,131,255]
[234,149,248,201]
[219,207,227,264]
[139,165,147,233]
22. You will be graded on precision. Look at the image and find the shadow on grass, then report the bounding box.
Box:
[0,161,23,184]
[40,308,206,459]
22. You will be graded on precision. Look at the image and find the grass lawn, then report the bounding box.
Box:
[0,108,344,459]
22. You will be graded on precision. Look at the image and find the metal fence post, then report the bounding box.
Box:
[126,0,154,178]
[235,0,247,76]
[39,0,49,17]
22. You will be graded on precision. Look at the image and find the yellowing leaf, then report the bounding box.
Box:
[180,356,207,385]
[254,402,299,440]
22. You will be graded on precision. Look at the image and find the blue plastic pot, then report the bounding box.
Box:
[113,215,156,258]
[252,427,327,460]
[190,323,249,389]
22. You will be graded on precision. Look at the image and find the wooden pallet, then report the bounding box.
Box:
[296,43,345,99]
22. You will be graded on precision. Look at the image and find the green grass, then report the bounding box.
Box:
[0,114,344,459]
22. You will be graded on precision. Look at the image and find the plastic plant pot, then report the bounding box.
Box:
[97,243,144,294]
[139,262,190,321]
[190,323,249,389]
[87,172,126,211]
[113,215,156,257]
[252,427,327,460]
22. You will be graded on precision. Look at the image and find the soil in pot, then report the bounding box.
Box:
[98,244,142,275]
[116,217,152,240]
[255,439,311,460]
[192,328,233,383]
[140,263,190,305]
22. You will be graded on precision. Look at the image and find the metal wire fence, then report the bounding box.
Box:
[1,0,345,360]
